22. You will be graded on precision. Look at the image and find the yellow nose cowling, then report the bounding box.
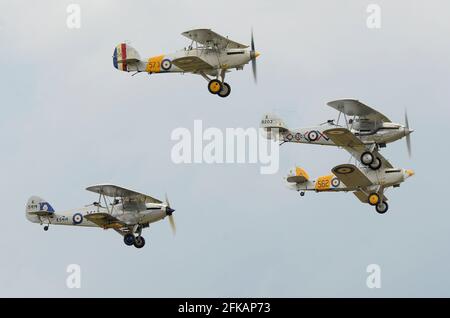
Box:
[255,51,261,58]
[406,169,415,177]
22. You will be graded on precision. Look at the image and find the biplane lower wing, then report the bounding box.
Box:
[353,190,388,204]
[172,56,214,73]
[84,213,126,229]
[332,164,373,189]
[323,128,393,169]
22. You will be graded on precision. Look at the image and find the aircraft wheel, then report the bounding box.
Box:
[375,201,389,214]
[368,193,380,206]
[369,157,382,170]
[208,79,222,95]
[134,236,146,248]
[218,82,231,98]
[300,191,305,197]
[361,151,374,165]
[43,225,49,231]
[123,233,135,246]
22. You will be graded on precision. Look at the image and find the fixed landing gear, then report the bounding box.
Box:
[134,236,146,248]
[123,232,146,248]
[375,201,389,214]
[123,233,135,246]
[361,151,382,170]
[208,80,231,98]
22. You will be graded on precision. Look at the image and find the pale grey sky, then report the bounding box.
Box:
[0,0,449,297]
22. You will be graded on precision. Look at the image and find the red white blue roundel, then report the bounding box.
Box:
[161,59,172,71]
[307,131,319,142]
[331,177,340,188]
[72,213,83,225]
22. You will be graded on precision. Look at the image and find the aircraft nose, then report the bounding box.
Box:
[166,207,175,215]
[405,169,415,178]
[255,51,261,58]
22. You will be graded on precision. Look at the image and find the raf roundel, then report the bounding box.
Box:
[331,177,340,187]
[72,213,83,225]
[307,131,319,142]
[161,59,172,71]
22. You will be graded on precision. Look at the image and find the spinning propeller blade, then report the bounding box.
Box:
[165,193,176,236]
[405,110,413,157]
[250,29,259,83]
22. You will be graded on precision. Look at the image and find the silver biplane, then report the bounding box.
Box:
[25,184,176,248]
[113,29,260,97]
[286,163,414,214]
[261,99,413,170]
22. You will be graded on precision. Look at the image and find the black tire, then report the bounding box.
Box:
[300,191,305,197]
[361,151,374,165]
[44,226,49,231]
[208,80,222,95]
[123,233,135,246]
[134,236,146,248]
[218,82,231,98]
[375,201,389,214]
[369,157,382,170]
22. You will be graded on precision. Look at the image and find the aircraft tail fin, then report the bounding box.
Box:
[26,196,54,222]
[286,167,310,184]
[113,43,141,71]
[260,113,288,139]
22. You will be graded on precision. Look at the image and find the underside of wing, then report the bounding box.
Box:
[332,164,373,189]
[323,127,365,150]
[86,184,163,204]
[172,56,214,72]
[353,190,388,203]
[327,99,391,123]
[181,29,248,49]
[85,213,126,229]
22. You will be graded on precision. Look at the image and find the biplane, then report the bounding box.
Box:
[286,163,414,214]
[261,99,413,170]
[25,184,176,248]
[113,29,260,97]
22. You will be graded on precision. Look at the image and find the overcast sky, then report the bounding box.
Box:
[1,0,449,297]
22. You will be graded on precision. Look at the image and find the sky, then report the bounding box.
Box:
[0,0,449,297]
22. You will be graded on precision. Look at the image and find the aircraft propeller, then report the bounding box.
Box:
[165,193,176,236]
[405,110,413,157]
[250,29,259,83]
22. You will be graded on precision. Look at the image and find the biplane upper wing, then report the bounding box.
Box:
[84,212,127,229]
[323,128,393,169]
[182,29,248,49]
[86,184,163,204]
[172,56,214,72]
[331,164,373,189]
[327,99,391,123]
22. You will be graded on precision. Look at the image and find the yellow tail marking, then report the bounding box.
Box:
[295,167,310,181]
[146,55,165,73]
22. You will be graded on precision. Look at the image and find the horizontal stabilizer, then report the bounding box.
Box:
[287,167,310,183]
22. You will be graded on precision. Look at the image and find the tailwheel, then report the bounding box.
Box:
[361,151,374,166]
[300,191,305,197]
[369,157,382,170]
[208,79,222,95]
[375,201,389,214]
[123,233,135,246]
[133,236,146,249]
[43,225,49,231]
[368,193,380,206]
[218,82,231,98]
